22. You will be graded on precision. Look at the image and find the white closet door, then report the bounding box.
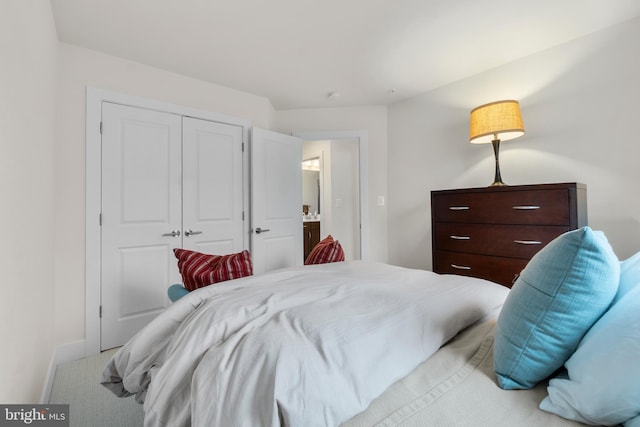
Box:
[182,117,245,254]
[251,128,303,274]
[101,103,182,350]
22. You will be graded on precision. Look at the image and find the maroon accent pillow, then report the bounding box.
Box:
[173,249,253,292]
[304,235,345,265]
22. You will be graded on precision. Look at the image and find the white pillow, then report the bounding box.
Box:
[539,267,640,425]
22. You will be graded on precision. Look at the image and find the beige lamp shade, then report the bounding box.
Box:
[469,100,525,144]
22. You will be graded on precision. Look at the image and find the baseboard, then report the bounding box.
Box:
[40,340,86,404]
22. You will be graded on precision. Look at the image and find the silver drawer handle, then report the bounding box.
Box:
[450,235,471,240]
[513,205,541,210]
[451,264,472,270]
[514,240,542,245]
[184,229,203,237]
[449,206,469,211]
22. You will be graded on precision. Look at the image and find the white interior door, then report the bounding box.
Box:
[251,128,303,274]
[101,103,182,350]
[182,117,245,254]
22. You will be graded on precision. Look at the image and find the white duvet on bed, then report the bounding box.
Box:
[101,261,508,427]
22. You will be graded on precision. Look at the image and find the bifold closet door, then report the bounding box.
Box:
[100,106,246,350]
[100,103,182,350]
[181,117,244,255]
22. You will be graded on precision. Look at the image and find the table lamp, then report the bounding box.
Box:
[469,100,525,186]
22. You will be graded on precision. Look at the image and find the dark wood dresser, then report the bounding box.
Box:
[431,182,587,287]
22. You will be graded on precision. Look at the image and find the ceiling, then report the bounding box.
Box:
[50,0,640,110]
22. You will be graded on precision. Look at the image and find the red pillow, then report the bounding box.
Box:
[305,235,345,265]
[173,249,253,292]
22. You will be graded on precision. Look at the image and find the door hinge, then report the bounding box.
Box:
[99,121,103,134]
[242,211,245,221]
[99,305,102,318]
[242,142,245,152]
[99,213,102,226]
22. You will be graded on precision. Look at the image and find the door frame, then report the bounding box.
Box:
[84,87,251,356]
[293,130,369,260]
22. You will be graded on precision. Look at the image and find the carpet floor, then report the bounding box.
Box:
[48,348,144,427]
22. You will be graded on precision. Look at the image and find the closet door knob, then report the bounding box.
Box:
[162,230,181,237]
[184,229,203,237]
[255,227,270,234]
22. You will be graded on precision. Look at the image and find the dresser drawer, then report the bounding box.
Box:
[431,183,586,288]
[432,189,572,225]
[433,250,529,288]
[434,223,570,259]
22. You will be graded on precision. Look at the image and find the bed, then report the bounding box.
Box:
[101,244,636,427]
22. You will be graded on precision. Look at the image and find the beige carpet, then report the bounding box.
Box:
[48,348,144,427]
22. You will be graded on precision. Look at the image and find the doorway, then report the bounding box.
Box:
[295,131,368,261]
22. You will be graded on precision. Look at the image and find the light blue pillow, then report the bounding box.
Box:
[494,227,619,390]
[540,282,640,425]
[613,251,640,304]
[626,415,640,427]
[168,283,190,302]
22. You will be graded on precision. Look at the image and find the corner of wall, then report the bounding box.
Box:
[39,340,86,404]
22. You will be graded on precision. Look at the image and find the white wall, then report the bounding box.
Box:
[387,17,640,269]
[0,0,58,403]
[274,106,389,262]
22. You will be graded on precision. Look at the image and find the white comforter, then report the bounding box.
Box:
[101,261,508,427]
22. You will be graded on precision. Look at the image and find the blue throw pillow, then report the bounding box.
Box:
[168,284,190,302]
[539,281,640,425]
[626,415,640,427]
[613,251,640,304]
[494,227,619,390]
